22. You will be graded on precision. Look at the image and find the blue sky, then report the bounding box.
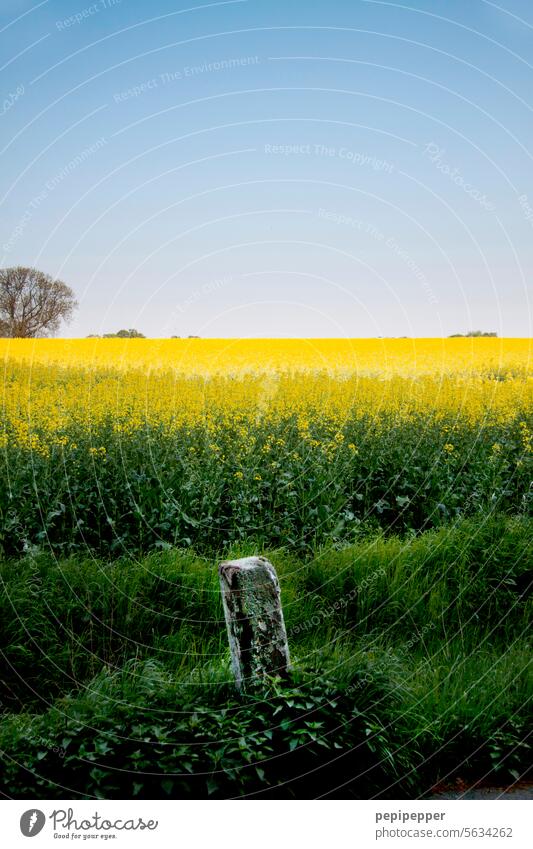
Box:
[1,0,532,337]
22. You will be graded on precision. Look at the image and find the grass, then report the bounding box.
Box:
[0,514,531,798]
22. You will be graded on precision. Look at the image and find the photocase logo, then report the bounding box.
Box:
[20,809,46,837]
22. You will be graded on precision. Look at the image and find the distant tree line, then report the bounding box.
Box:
[87,332,202,338]
[448,331,498,337]
[1,266,499,343]
[87,329,146,338]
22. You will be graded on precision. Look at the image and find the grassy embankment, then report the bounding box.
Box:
[1,515,531,799]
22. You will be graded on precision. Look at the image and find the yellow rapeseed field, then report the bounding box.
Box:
[1,337,531,554]
[1,338,531,455]
[0,337,530,376]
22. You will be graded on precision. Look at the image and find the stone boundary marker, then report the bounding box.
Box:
[218,556,290,690]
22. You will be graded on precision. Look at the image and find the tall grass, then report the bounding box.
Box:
[1,515,530,708]
[0,516,530,797]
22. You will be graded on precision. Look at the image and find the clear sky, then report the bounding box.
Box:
[1,0,532,337]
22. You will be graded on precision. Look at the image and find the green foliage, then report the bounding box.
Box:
[0,410,530,559]
[449,331,498,337]
[1,516,530,709]
[0,662,420,799]
[102,329,145,338]
[0,517,531,797]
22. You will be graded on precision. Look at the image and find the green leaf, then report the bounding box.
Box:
[206,778,219,796]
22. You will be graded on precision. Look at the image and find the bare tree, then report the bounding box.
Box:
[0,267,77,338]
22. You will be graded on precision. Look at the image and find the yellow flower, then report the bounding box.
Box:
[89,446,106,456]
[0,340,529,466]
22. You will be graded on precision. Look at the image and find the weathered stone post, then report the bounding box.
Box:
[218,556,290,691]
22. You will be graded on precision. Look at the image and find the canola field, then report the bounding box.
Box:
[0,338,531,557]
